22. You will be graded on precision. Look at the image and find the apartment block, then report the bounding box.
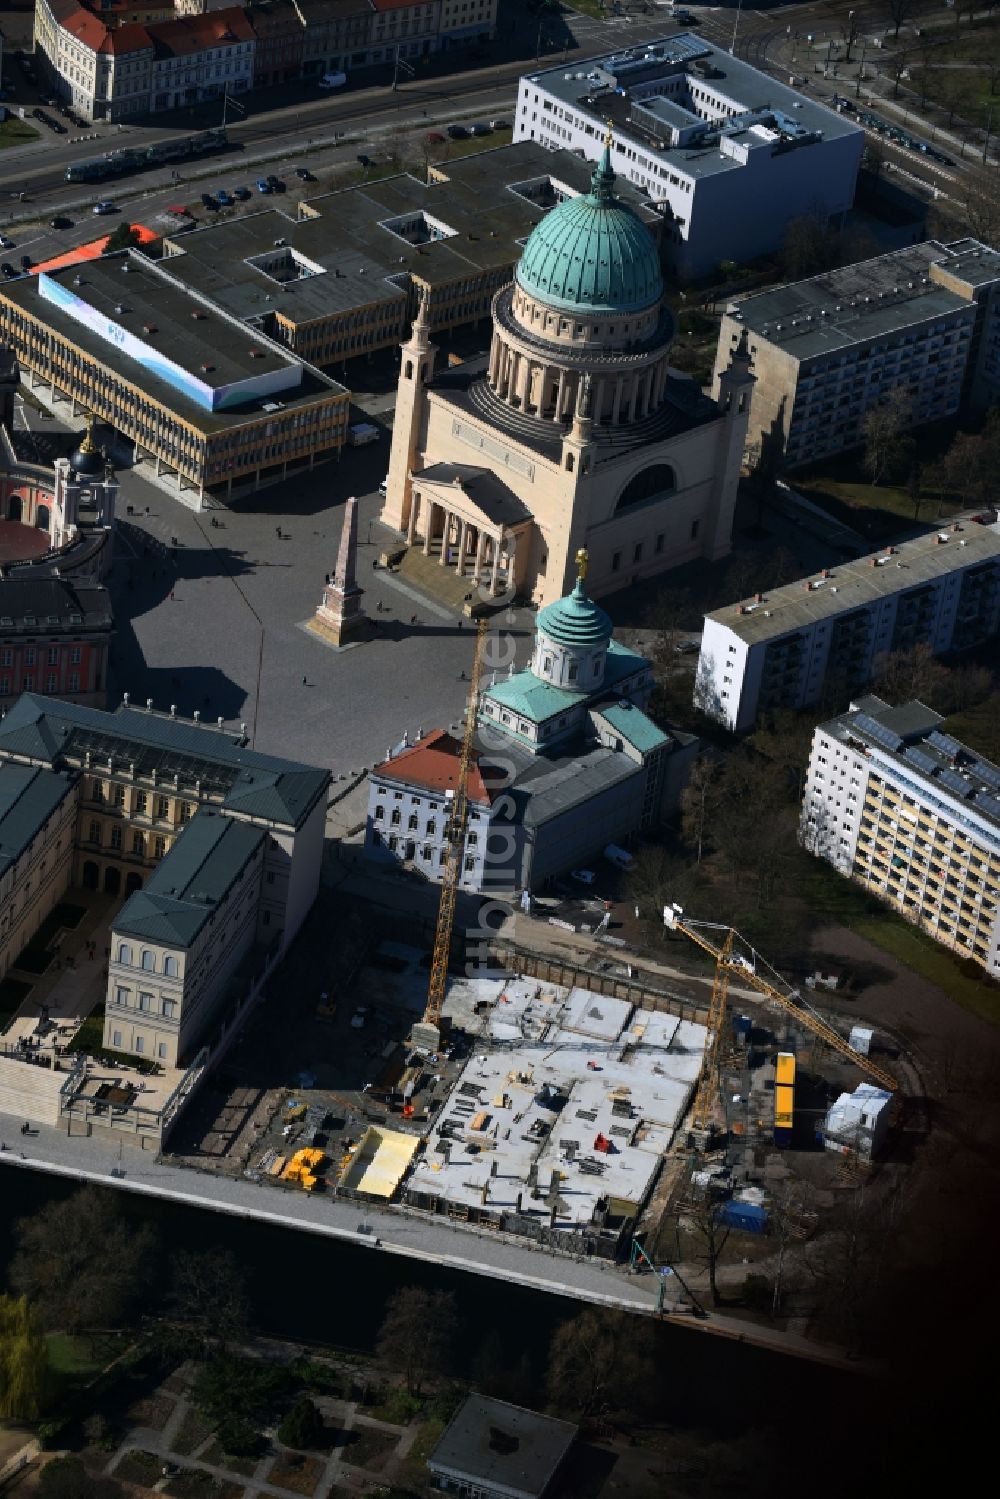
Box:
[514,34,862,279]
[696,523,1000,732]
[801,696,1000,973]
[0,692,330,1063]
[713,238,1000,469]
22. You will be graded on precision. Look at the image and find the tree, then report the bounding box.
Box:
[682,1200,730,1307]
[9,1187,156,1335]
[376,1287,458,1395]
[102,223,143,255]
[0,1294,48,1419]
[679,756,723,864]
[872,641,950,708]
[862,389,911,486]
[277,1397,325,1451]
[38,1458,122,1499]
[886,0,915,38]
[168,1249,249,1353]
[545,1307,656,1418]
[781,212,831,280]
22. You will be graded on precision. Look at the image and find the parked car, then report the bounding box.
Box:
[356,153,372,168]
[49,215,72,229]
[0,234,13,249]
[571,869,597,885]
[233,185,251,200]
[447,124,469,140]
[256,178,272,193]
[267,174,286,193]
[0,263,17,280]
[200,192,217,210]
[216,188,233,206]
[50,120,67,134]
[92,200,117,215]
[673,639,699,655]
[425,132,446,145]
[489,118,509,131]
[318,71,347,90]
[295,167,314,181]
[470,121,492,137]
[19,255,32,271]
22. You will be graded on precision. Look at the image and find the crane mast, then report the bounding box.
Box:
[664,904,899,1143]
[413,618,488,1053]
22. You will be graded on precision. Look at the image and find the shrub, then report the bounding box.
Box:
[217,1416,265,1460]
[742,1273,775,1313]
[276,1397,325,1451]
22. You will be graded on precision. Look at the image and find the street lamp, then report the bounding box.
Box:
[845,9,856,64]
[729,0,744,55]
[854,39,867,99]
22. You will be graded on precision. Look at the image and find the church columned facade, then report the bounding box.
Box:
[381,140,753,608]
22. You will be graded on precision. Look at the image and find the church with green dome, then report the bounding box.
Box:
[381,137,753,609]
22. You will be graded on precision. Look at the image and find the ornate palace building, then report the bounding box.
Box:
[381,139,753,608]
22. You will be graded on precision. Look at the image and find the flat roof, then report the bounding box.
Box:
[156,143,661,325]
[0,257,346,436]
[406,977,706,1228]
[339,1125,420,1199]
[113,810,266,949]
[0,693,330,827]
[706,523,1000,645]
[525,33,861,181]
[0,763,75,880]
[429,1395,577,1499]
[726,240,998,360]
[823,695,1000,840]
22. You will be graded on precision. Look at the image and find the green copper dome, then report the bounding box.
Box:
[515,144,663,316]
[537,576,613,647]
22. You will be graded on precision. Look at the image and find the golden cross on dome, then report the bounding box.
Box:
[575,547,589,582]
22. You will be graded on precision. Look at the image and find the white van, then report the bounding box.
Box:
[319,71,347,90]
[348,422,380,447]
[603,844,635,872]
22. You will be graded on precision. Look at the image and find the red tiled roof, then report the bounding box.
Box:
[57,4,111,50]
[150,6,256,55]
[99,21,155,53]
[374,729,494,806]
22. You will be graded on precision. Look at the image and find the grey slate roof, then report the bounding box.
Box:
[0,577,113,635]
[0,694,329,827]
[113,810,267,949]
[429,1395,576,1499]
[415,464,533,527]
[0,763,76,880]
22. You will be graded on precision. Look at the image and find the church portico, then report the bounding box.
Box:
[406,466,532,597]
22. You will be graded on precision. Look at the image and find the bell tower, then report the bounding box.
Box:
[381,287,436,536]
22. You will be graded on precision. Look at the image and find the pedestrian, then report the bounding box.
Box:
[458,619,463,629]
[145,505,149,515]
[169,590,175,601]
[410,614,417,625]
[459,671,467,681]
[302,674,307,686]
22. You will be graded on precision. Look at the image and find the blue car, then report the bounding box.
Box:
[217,188,233,206]
[256,178,272,194]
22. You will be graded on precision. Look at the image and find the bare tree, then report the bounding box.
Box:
[682,1199,731,1307]
[886,0,915,39]
[862,388,911,485]
[545,1307,656,1417]
[376,1287,458,1395]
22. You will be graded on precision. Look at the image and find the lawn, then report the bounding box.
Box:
[333,1424,398,1472]
[909,18,1000,131]
[267,1453,324,1495]
[115,1450,163,1487]
[172,1406,216,1457]
[68,1005,105,1055]
[0,118,40,150]
[46,1334,106,1394]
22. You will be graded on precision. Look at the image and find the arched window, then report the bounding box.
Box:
[141,949,155,971]
[405,359,413,379]
[118,943,132,965]
[615,464,677,514]
[565,452,575,473]
[164,956,179,978]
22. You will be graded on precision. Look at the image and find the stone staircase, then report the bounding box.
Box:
[396,545,485,613]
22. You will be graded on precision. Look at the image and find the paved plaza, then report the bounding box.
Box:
[107,440,535,777]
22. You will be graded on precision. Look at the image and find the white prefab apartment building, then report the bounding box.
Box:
[514,34,864,279]
[801,696,1000,974]
[713,238,1000,469]
[696,523,1000,732]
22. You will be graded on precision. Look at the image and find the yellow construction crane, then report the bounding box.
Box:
[663,905,899,1141]
[414,617,488,1052]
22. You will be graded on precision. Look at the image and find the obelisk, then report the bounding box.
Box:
[312,495,368,646]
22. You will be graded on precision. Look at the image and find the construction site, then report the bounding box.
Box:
[228,620,913,1325]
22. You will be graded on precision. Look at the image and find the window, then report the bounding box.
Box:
[633,542,643,563]
[158,1042,168,1059]
[139,992,153,1012]
[132,831,144,855]
[162,999,176,1019]
[180,802,193,822]
[112,1030,122,1048]
[114,986,128,1006]
[611,551,621,572]
[89,819,101,844]
[134,1035,145,1054]
[114,785,125,807]
[655,533,665,554]
[118,943,132,964]
[155,796,170,819]
[141,949,155,971]
[690,519,701,540]
[154,836,166,859]
[47,647,59,665]
[374,804,384,821]
[134,792,148,816]
[164,955,179,977]
[92,779,104,802]
[110,824,122,850]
